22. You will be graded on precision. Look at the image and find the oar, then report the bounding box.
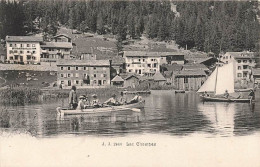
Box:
[111,106,141,112]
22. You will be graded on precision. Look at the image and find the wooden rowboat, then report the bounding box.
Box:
[56,101,145,116]
[200,96,252,103]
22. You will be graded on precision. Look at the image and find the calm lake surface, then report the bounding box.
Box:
[1,90,260,138]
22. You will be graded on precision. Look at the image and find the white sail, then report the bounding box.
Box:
[215,62,234,95]
[197,67,217,93]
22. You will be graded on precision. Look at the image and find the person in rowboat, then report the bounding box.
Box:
[104,94,118,106]
[91,94,101,108]
[76,95,86,110]
[118,91,127,105]
[128,93,142,104]
[83,96,90,108]
[248,89,255,100]
[69,85,78,109]
[223,90,229,99]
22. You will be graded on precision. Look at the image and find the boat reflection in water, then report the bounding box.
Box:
[56,109,145,135]
[197,102,259,137]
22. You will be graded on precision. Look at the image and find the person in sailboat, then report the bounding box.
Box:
[202,91,209,97]
[248,89,255,100]
[223,90,229,99]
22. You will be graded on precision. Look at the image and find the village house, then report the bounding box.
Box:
[51,34,72,43]
[172,70,207,91]
[5,36,43,64]
[40,42,73,62]
[252,68,260,88]
[124,51,185,76]
[219,51,256,81]
[56,59,111,88]
[152,72,166,86]
[111,75,124,87]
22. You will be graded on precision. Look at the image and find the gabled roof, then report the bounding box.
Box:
[161,64,183,71]
[57,59,110,66]
[53,34,71,39]
[182,64,209,71]
[153,72,166,81]
[124,51,185,57]
[5,36,43,42]
[111,75,124,82]
[225,52,255,59]
[174,70,206,77]
[124,74,140,80]
[164,71,173,78]
[41,42,73,49]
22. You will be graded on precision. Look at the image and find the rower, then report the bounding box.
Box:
[118,91,127,105]
[128,93,142,104]
[104,94,118,106]
[69,85,78,109]
[91,94,101,108]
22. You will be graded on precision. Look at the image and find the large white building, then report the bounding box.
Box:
[123,51,185,76]
[220,51,256,81]
[6,36,43,64]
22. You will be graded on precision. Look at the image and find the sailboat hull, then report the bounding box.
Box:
[200,96,252,103]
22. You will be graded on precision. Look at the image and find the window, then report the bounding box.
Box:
[27,44,30,47]
[148,64,151,68]
[20,44,23,47]
[243,60,247,63]
[20,51,23,54]
[76,67,78,70]
[184,77,188,83]
[93,80,97,84]
[10,56,13,60]
[93,67,96,70]
[103,80,106,84]
[68,67,70,70]
[237,73,242,77]
[27,51,30,53]
[238,60,241,63]
[103,74,107,77]
[14,44,17,47]
[9,50,13,54]
[27,55,31,60]
[94,74,96,78]
[15,55,18,60]
[61,74,64,78]
[9,44,12,47]
[84,67,86,70]
[32,51,36,54]
[129,69,132,72]
[139,59,141,62]
[61,67,63,70]
[14,50,17,53]
[127,64,130,67]
[243,73,247,78]
[238,66,241,70]
[249,60,252,63]
[154,63,157,68]
[68,74,71,77]
[143,59,145,62]
[243,65,248,69]
[151,59,154,61]
[76,80,79,84]
[32,56,36,60]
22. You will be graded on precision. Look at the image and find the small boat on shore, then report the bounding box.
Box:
[197,62,252,103]
[56,101,145,116]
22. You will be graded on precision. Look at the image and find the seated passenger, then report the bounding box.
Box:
[91,94,101,108]
[248,89,255,100]
[203,91,209,97]
[128,93,142,104]
[104,94,117,106]
[83,96,90,108]
[118,92,127,105]
[76,95,86,110]
[223,90,229,99]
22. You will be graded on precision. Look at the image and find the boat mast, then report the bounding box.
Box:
[214,66,219,95]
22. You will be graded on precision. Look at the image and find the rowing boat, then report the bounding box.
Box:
[56,101,145,116]
[200,96,252,103]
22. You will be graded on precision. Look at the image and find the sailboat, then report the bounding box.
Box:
[197,62,252,103]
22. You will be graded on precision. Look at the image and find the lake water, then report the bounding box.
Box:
[1,90,260,138]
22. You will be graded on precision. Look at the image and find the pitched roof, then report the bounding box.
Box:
[174,70,206,77]
[5,36,43,42]
[124,74,140,80]
[182,64,209,71]
[41,42,73,49]
[57,59,110,66]
[225,52,255,59]
[153,72,166,81]
[124,51,184,57]
[53,34,71,39]
[111,56,125,65]
[111,75,124,82]
[161,64,183,71]
[164,71,173,78]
